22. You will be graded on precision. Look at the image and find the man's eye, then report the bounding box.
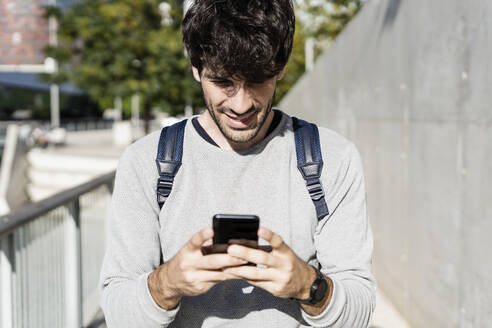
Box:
[213,80,233,87]
[247,82,264,88]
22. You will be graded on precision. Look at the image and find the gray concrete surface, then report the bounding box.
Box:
[371,289,410,328]
[0,125,29,213]
[280,0,492,327]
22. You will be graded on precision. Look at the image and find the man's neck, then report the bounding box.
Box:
[197,110,275,151]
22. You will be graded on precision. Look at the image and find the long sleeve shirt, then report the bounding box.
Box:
[99,111,376,327]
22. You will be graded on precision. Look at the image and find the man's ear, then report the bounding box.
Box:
[277,68,285,81]
[192,67,201,82]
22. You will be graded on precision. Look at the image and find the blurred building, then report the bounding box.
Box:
[0,0,79,65]
[0,0,87,121]
[0,0,47,65]
[0,0,186,121]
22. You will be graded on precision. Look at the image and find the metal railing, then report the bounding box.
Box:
[0,172,115,328]
[0,119,114,133]
[61,119,114,132]
[0,126,6,163]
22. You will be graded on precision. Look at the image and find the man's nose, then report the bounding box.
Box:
[228,86,253,115]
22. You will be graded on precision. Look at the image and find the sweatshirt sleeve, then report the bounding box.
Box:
[301,142,376,328]
[99,143,180,327]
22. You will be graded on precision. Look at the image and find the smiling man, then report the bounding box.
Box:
[99,1,376,327]
[195,68,280,149]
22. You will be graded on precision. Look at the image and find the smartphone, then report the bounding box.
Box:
[208,214,260,254]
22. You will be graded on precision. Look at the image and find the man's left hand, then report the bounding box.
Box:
[224,227,316,300]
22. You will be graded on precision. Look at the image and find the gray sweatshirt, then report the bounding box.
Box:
[99,111,376,327]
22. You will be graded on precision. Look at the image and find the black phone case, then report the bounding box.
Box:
[210,214,259,254]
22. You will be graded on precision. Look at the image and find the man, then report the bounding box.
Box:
[99,0,376,327]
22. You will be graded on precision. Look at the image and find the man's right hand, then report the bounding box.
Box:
[148,227,247,310]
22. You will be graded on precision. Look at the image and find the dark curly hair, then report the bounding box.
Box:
[182,0,295,82]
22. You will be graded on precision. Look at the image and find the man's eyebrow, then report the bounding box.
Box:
[203,72,270,83]
[203,73,228,80]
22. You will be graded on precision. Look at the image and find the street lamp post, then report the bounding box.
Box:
[48,14,60,127]
[305,37,315,72]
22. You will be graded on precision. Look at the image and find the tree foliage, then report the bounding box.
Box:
[43,0,362,119]
[297,0,363,40]
[276,0,363,103]
[42,0,202,127]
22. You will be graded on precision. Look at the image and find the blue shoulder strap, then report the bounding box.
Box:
[292,117,330,221]
[155,117,328,220]
[155,120,187,209]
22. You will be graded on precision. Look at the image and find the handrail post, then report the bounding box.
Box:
[0,234,13,328]
[65,199,82,328]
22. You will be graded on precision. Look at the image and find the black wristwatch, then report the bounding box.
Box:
[297,266,328,305]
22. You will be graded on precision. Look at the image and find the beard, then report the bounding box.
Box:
[204,92,275,144]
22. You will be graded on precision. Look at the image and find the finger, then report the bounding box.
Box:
[227,245,276,267]
[224,266,275,281]
[258,227,287,251]
[197,253,248,270]
[188,227,213,250]
[197,269,238,282]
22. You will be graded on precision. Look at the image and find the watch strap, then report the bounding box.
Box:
[297,265,328,305]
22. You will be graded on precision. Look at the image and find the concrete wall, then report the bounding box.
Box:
[0,125,29,215]
[281,0,492,327]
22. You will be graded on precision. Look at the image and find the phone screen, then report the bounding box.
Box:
[209,214,259,254]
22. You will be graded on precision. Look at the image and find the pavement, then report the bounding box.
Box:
[48,129,129,159]
[371,289,411,328]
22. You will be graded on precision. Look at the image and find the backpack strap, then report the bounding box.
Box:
[292,117,329,221]
[155,120,187,209]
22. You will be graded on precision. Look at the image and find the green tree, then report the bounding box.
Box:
[276,0,363,103]
[276,16,308,104]
[297,0,363,55]
[43,0,202,133]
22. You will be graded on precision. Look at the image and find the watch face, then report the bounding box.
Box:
[313,277,328,303]
[297,267,329,305]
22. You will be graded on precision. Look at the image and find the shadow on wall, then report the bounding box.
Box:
[382,0,402,27]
